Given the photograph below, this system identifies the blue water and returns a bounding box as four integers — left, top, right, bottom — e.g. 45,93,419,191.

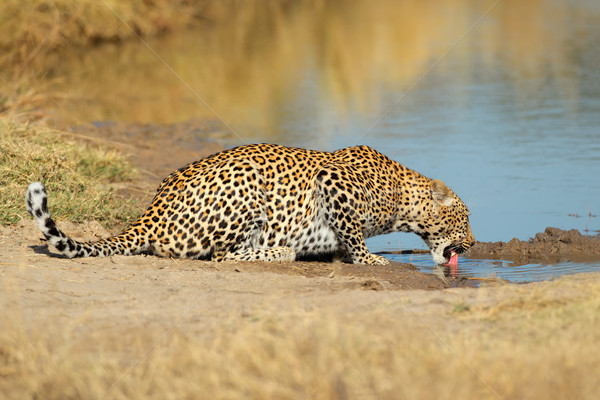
225,0,600,280
46,0,600,281
383,253,598,283
231,1,600,275
242,17,600,247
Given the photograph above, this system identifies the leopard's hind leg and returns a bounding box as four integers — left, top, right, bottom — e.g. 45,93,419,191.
222,247,296,262
198,160,296,262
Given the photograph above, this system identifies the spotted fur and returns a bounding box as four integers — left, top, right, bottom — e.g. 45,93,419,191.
26,144,474,265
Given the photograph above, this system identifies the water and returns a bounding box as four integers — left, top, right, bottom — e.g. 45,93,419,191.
383,253,598,283
40,0,600,282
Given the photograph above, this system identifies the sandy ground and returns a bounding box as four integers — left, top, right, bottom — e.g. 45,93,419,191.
0,219,471,345
4,218,600,399
3,120,599,348
2,122,600,400
2,219,600,346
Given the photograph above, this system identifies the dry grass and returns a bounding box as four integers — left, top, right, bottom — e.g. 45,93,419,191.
0,119,140,226
0,0,210,69
0,0,213,120
1,273,599,399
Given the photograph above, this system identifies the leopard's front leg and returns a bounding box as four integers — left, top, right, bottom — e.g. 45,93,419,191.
315,164,390,266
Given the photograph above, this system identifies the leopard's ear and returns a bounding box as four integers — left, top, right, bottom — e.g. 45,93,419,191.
430,179,454,207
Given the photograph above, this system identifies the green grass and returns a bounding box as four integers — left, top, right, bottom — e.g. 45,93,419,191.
0,1,240,227
0,119,140,227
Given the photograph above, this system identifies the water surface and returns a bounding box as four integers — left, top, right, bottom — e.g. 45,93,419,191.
385,253,598,283
40,0,600,281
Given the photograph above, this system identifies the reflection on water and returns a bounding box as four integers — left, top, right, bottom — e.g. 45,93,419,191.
386,252,599,284
36,0,600,281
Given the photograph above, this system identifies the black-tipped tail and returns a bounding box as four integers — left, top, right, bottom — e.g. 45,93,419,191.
26,182,84,258
26,182,142,258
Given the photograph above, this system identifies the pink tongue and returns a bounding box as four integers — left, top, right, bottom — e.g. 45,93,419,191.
446,252,459,266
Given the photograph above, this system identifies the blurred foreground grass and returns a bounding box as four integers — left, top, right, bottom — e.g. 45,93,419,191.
1,272,599,399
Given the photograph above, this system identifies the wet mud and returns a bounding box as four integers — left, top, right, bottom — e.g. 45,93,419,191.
468,227,600,264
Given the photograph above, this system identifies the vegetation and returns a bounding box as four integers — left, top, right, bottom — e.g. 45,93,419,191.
0,0,211,67
1,272,599,399
0,0,221,227
0,120,139,227
0,1,291,229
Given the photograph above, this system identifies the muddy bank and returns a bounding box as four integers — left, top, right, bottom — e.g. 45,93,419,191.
1,220,476,292
468,227,600,264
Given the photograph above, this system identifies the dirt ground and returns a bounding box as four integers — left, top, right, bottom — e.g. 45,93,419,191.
3,217,600,399
3,213,600,374
2,119,599,342
0,219,475,360
3,122,600,399
1,218,598,334
6,120,599,296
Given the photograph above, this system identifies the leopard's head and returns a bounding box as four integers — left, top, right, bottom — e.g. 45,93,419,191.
420,179,474,265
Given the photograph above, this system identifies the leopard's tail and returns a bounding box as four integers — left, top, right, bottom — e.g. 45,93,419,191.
26,182,145,258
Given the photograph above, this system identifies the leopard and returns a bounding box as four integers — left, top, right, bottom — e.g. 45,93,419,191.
26,143,474,265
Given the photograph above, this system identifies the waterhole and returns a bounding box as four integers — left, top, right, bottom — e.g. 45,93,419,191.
384,253,598,284
37,0,599,282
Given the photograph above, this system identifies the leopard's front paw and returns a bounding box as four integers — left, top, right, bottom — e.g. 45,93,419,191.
361,253,390,265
